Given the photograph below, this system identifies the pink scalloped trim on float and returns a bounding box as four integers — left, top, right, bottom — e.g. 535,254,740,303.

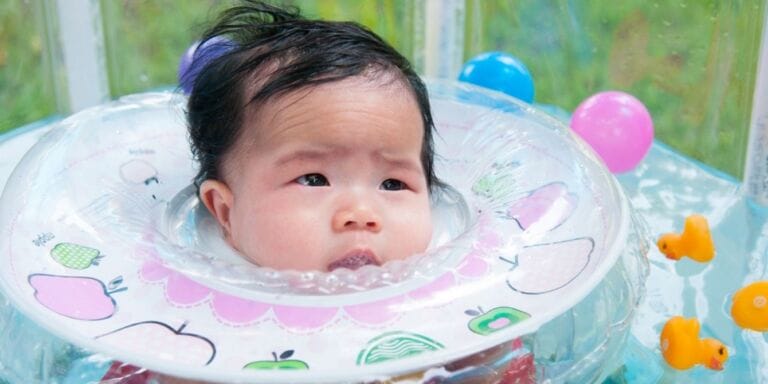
456,250,491,278
408,273,457,302
342,295,407,325
140,258,210,307
272,304,339,330
139,260,469,331
135,213,507,331
209,293,270,325
456,215,503,278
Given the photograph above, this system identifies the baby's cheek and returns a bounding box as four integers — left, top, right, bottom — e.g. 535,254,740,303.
390,199,432,257
412,210,433,250
245,197,327,269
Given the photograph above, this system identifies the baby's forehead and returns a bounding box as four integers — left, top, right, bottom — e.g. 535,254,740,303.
227,76,423,158
242,73,418,127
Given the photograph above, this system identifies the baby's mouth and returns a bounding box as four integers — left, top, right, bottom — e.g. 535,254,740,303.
327,250,380,272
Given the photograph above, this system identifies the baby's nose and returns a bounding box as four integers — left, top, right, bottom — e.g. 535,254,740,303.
332,206,381,233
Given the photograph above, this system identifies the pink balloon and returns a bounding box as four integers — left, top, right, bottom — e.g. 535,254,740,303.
570,91,654,173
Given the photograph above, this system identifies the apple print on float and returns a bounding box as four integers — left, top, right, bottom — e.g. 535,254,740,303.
29,274,126,320
119,158,169,203
97,320,216,366
501,237,593,295
466,306,530,336
119,159,158,185
243,350,309,370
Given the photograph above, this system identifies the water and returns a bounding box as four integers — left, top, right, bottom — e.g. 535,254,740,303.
613,142,768,383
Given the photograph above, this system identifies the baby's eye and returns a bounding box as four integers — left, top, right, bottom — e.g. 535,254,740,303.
296,173,329,187
380,179,407,191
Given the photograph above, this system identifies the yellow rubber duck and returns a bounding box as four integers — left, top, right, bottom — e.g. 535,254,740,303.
660,316,728,370
657,214,715,262
731,281,768,332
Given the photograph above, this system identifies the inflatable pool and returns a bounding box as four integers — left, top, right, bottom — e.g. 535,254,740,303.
612,143,768,384
0,81,647,383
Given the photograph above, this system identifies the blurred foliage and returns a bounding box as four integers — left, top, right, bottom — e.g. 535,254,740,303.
99,0,230,96
0,1,57,135
466,1,764,177
0,0,764,177
99,0,415,96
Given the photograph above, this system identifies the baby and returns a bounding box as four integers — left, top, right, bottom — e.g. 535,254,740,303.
99,4,528,384
186,0,437,272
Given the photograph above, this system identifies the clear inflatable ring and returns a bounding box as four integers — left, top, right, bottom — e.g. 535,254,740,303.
0,80,646,382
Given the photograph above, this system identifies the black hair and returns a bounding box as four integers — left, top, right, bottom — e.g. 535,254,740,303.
186,0,438,191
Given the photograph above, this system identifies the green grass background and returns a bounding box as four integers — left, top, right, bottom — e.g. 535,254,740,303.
0,0,764,177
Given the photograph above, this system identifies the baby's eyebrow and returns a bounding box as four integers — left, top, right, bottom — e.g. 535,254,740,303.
274,148,423,174
375,153,423,174
274,149,331,166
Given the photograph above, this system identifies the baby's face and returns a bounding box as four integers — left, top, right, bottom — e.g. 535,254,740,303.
200,77,432,271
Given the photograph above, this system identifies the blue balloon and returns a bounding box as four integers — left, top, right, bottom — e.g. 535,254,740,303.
458,52,535,103
178,36,234,94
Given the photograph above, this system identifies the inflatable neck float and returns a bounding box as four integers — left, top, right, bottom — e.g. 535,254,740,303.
0,81,648,383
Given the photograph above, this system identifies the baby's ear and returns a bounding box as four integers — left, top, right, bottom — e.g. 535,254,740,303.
199,180,234,237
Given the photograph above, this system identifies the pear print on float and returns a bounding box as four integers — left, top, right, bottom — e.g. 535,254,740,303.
50,242,104,270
